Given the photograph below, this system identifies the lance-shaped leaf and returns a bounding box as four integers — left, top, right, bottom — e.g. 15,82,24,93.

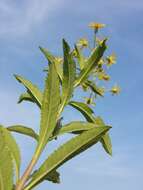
74,39,107,87
69,101,96,122
94,117,112,155
39,47,63,82
31,170,60,184
37,62,60,153
50,121,99,140
0,133,13,190
74,45,85,69
0,126,20,181
69,102,112,155
25,126,110,190
18,91,42,108
54,62,63,83
7,125,39,141
45,170,60,184
59,39,76,114
84,80,104,96
14,75,42,108
18,92,35,104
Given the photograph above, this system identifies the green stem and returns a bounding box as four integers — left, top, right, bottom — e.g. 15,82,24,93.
15,147,41,190
93,29,97,48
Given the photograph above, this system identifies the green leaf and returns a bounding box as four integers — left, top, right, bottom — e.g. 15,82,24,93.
100,133,112,155
69,101,96,122
84,80,104,96
59,39,76,114
39,47,55,64
94,117,112,155
74,45,85,69
18,91,42,108
69,102,112,155
54,61,63,83
7,125,39,141
30,170,60,184
74,39,107,86
14,75,42,108
39,47,63,82
50,121,99,140
37,62,60,153
25,126,110,190
42,170,60,184
0,126,21,180
0,133,13,190
18,92,35,103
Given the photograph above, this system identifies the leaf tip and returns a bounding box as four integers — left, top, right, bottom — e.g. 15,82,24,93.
14,74,21,83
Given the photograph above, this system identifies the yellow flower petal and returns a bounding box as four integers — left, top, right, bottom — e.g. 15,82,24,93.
110,85,120,95
89,22,105,30
106,53,116,66
97,70,110,81
77,38,88,47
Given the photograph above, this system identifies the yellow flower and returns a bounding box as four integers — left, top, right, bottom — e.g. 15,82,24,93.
98,72,110,81
77,38,88,47
98,87,105,96
89,22,105,30
110,85,121,95
102,74,110,81
106,53,116,66
96,37,105,45
98,59,104,66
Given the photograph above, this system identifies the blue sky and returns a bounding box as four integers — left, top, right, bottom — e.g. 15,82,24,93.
0,0,143,189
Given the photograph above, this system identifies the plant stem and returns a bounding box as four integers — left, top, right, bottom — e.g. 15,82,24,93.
93,29,97,48
15,149,40,190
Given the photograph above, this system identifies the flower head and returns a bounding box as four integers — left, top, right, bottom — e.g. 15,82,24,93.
98,87,105,96
110,85,121,95
106,53,116,66
96,37,105,45
98,59,104,66
89,22,105,30
98,71,110,81
77,38,88,48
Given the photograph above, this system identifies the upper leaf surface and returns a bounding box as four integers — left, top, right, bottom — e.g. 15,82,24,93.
39,47,63,82
0,126,21,180
59,39,76,114
37,62,60,152
0,138,13,190
7,125,39,141
69,101,95,122
51,121,98,140
14,75,42,108
74,45,85,69
69,102,112,155
94,117,112,155
25,126,110,189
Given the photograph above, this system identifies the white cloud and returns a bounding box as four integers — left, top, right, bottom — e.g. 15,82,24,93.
0,0,65,37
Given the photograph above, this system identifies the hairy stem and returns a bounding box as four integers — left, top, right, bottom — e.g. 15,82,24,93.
15,148,40,190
